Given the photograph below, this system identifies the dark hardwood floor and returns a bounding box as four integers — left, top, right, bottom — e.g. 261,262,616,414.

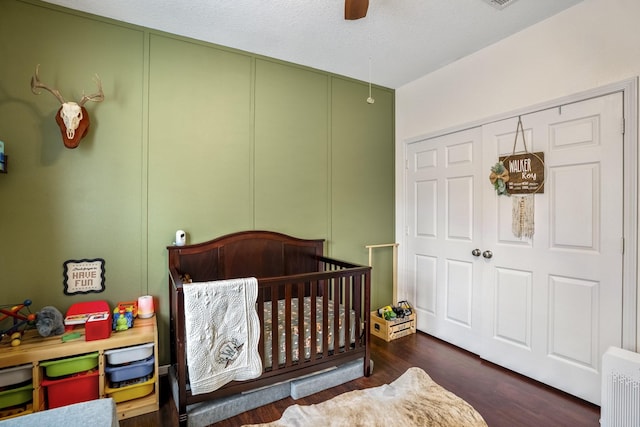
121,332,600,426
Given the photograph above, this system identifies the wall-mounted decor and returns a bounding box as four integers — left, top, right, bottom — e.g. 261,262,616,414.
30,64,104,149
489,161,509,196
489,116,545,239
0,140,5,173
499,151,545,194
63,258,106,295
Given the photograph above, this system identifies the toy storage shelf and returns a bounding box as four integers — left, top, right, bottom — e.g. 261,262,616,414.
0,316,158,421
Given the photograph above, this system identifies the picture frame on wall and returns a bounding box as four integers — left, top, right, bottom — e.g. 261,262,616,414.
63,258,106,295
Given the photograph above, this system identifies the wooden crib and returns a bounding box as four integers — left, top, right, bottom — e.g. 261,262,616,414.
167,230,372,425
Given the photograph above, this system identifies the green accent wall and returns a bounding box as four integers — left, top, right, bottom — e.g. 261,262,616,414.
254,60,329,236
0,0,395,364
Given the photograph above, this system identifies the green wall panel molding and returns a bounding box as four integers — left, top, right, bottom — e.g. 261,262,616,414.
331,78,396,309
254,59,329,238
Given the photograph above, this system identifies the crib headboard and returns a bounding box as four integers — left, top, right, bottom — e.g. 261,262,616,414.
167,230,324,282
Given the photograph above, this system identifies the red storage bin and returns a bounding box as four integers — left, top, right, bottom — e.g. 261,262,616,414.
40,370,99,409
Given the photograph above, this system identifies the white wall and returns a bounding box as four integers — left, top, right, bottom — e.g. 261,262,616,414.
397,0,640,138
395,0,640,347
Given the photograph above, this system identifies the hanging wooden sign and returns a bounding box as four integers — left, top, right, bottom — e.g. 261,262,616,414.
499,152,545,194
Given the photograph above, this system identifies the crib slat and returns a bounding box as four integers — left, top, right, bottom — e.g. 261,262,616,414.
353,273,362,345
322,281,329,358
332,277,340,356
296,282,305,363
310,278,318,362
284,283,293,368
344,276,351,353
270,287,279,372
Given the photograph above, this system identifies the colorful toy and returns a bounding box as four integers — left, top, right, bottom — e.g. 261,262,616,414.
116,300,138,317
377,305,397,321
0,300,37,344
112,307,134,331
10,332,22,347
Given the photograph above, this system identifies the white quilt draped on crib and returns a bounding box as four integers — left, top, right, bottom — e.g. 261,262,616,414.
183,277,262,395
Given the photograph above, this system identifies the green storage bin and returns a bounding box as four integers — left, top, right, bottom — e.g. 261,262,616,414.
0,383,32,410
40,352,99,377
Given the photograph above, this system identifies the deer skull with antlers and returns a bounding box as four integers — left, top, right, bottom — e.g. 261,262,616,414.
31,64,104,149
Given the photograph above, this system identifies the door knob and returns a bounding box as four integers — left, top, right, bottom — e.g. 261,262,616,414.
472,248,481,257
482,250,493,259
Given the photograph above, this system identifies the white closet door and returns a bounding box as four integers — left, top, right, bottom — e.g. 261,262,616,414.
404,91,624,405
480,92,624,404
406,127,484,354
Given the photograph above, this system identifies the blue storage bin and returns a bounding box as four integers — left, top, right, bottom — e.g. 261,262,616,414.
104,355,154,383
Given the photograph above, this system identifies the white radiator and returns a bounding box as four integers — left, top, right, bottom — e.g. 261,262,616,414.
601,346,640,427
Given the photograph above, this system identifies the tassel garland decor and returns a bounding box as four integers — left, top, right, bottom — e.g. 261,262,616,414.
512,194,534,239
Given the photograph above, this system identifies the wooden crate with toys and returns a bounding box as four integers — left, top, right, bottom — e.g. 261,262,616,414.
365,243,416,341
370,302,416,342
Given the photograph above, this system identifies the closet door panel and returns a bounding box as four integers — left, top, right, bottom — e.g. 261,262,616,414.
406,127,484,354
480,93,623,405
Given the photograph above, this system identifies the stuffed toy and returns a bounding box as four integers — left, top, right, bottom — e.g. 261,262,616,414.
36,306,65,337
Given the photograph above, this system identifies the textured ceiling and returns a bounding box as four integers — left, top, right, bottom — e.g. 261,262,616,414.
42,0,582,89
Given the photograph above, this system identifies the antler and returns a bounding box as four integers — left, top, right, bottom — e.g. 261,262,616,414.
30,64,66,104
78,74,104,107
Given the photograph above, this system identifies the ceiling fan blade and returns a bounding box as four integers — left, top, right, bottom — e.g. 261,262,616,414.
345,0,369,20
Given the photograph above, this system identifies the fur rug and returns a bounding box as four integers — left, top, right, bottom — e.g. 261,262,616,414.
242,367,487,427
